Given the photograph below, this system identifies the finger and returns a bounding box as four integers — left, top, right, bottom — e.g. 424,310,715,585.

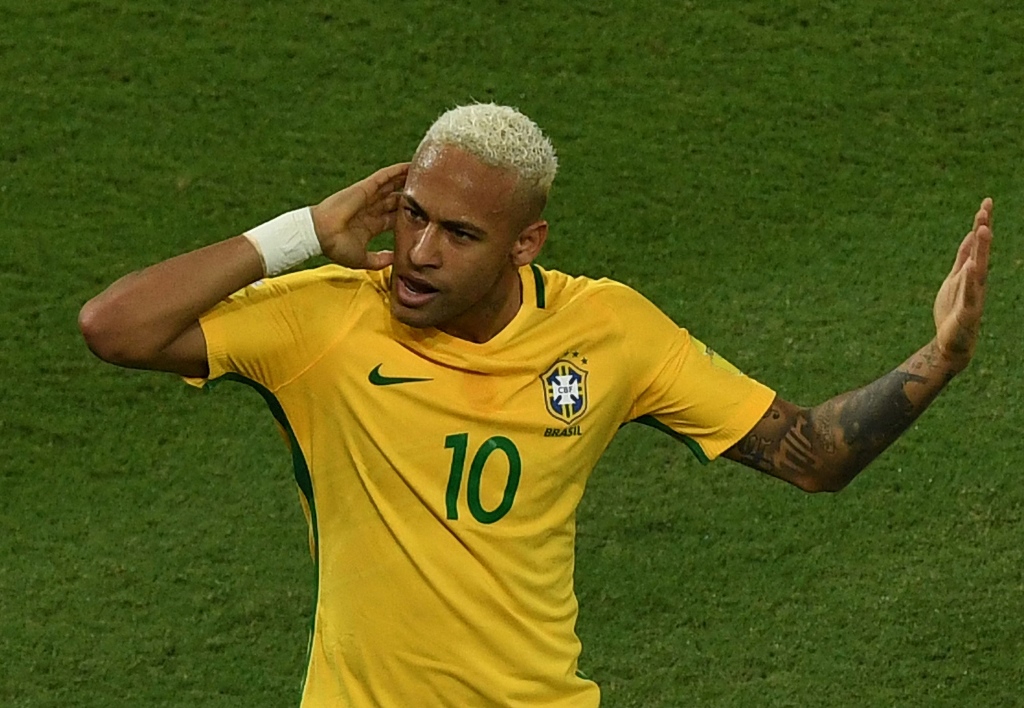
352,164,408,207
973,207,988,233
381,161,411,179
381,171,409,200
365,192,402,218
368,177,408,213
962,258,983,309
370,163,410,195
962,230,992,309
364,249,394,270
369,162,410,183
973,223,992,286
380,208,399,233
967,198,994,263
381,191,401,213
950,231,973,276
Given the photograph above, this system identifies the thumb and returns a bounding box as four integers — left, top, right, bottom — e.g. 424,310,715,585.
364,250,394,270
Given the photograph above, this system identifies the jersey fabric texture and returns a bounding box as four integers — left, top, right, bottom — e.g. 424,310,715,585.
187,263,776,707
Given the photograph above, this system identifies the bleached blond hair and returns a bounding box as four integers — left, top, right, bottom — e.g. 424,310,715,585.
416,103,558,195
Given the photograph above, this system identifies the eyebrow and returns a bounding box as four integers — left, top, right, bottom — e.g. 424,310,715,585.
402,194,488,238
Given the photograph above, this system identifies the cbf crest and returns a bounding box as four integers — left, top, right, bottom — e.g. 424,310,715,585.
541,357,589,425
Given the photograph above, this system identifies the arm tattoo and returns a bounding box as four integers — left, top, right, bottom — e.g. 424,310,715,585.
734,406,780,471
837,369,927,471
779,413,817,476
726,340,956,491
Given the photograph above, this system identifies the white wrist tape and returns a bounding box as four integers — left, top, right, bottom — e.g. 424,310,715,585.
243,207,321,276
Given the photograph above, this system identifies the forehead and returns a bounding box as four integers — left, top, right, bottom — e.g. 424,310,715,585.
405,145,520,224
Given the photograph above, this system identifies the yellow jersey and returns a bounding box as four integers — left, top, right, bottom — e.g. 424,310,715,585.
189,263,775,707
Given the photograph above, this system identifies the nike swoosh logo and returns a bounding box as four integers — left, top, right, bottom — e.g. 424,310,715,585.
368,364,433,386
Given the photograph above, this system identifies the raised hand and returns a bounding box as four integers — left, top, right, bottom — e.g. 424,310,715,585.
311,163,410,270
933,197,993,372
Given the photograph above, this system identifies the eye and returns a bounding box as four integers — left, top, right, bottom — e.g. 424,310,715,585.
403,206,425,223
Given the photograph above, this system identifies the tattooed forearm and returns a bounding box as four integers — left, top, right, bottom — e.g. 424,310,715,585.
811,399,838,455
733,405,782,471
836,369,927,471
779,413,818,476
724,339,960,492
735,433,773,471
728,402,823,481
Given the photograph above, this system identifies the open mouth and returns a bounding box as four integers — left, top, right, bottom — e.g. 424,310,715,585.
396,275,440,307
401,276,438,295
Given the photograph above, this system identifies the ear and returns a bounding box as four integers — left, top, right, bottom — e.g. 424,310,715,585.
510,221,548,267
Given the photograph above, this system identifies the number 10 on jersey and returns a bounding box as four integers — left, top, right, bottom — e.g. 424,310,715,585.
444,433,522,524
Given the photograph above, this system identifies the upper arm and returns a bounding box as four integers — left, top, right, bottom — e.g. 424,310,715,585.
614,286,777,462
147,321,210,378
722,396,840,493
79,294,210,378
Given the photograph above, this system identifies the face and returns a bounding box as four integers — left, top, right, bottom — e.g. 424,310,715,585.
390,145,547,342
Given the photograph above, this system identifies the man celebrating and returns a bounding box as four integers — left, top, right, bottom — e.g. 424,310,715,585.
79,103,992,707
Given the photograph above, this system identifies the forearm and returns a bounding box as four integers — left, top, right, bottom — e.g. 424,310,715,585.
79,235,263,365
804,338,958,488
728,339,961,492
727,199,990,492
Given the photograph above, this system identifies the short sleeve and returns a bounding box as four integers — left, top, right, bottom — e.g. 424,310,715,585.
184,266,367,392
617,286,775,463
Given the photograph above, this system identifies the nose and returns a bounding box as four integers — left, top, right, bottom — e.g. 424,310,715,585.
408,222,443,268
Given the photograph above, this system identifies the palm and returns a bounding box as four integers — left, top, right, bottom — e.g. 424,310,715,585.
311,163,409,270
932,198,992,371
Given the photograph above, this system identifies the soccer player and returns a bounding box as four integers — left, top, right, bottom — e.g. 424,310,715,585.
79,104,992,707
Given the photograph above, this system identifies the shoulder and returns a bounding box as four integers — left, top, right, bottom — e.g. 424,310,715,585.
533,264,647,307
221,264,386,309
534,264,673,326
256,263,383,295
198,266,389,387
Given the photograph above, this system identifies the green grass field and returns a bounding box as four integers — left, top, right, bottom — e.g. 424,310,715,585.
2,1,1022,705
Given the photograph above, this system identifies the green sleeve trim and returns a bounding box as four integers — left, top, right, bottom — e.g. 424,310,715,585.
632,415,711,465
205,373,320,702
530,263,546,309
215,374,316,504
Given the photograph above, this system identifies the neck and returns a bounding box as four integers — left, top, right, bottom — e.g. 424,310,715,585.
440,269,524,343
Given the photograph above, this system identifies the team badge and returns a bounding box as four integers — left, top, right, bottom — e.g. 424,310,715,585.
541,358,589,424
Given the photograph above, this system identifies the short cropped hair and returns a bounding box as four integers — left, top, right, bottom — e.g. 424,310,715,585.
417,103,558,195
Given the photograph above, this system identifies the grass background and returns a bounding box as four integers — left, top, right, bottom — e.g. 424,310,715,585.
2,0,1022,705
